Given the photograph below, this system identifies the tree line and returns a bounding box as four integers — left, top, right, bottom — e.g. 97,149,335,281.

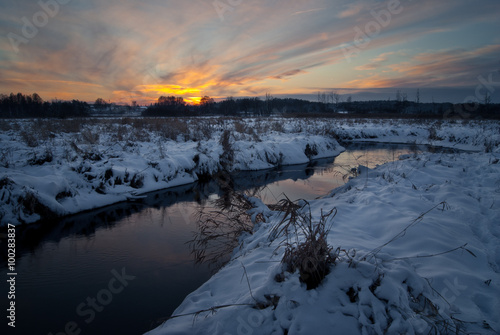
1,92,498,119
144,94,499,119
143,94,330,117
0,93,90,118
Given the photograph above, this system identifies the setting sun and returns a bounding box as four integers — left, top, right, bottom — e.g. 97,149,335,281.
186,97,202,105
140,84,201,96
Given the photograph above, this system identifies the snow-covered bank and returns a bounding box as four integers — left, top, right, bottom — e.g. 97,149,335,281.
147,148,500,334
329,118,500,152
1,118,498,226
0,118,343,225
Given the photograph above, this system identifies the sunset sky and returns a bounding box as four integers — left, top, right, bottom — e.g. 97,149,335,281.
1,0,499,104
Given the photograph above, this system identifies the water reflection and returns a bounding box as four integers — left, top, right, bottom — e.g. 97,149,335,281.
190,188,256,270
234,142,428,203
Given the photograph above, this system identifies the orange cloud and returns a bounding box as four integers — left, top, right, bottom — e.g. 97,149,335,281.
1,0,499,103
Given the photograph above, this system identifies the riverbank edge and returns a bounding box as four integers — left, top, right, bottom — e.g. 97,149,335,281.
0,133,343,226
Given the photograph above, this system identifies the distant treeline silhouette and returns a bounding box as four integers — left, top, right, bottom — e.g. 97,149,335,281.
0,93,90,118
1,92,498,119
144,95,499,119
143,95,333,117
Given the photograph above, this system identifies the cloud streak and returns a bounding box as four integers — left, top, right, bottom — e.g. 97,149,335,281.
347,45,500,89
0,0,499,103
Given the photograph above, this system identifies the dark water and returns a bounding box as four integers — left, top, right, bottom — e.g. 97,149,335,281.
0,143,432,335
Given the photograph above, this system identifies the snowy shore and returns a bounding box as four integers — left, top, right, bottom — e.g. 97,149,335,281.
1,118,498,226
1,118,346,225
147,146,500,335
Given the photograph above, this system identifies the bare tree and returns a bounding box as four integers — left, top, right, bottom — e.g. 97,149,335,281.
200,96,215,113
395,90,402,102
32,93,43,104
94,98,108,111
265,92,273,115
333,91,341,105
484,92,491,105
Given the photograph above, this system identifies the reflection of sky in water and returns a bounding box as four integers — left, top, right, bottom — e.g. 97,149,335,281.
8,201,210,335
256,145,420,203
88,204,199,264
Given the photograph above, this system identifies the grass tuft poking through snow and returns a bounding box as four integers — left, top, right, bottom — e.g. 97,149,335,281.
271,197,338,290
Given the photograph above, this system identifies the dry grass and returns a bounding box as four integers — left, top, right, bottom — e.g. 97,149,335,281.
271,196,338,289
19,129,39,147
233,120,246,134
81,127,100,145
16,188,57,223
0,119,12,131
0,147,13,168
189,173,260,269
219,129,234,170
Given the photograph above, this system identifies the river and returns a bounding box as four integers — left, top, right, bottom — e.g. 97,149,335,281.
1,143,439,335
